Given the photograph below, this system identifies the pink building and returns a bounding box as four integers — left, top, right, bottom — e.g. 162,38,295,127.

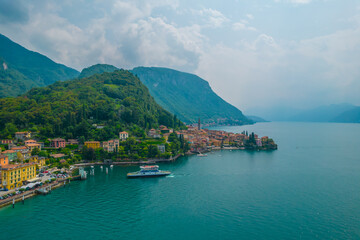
50,138,66,148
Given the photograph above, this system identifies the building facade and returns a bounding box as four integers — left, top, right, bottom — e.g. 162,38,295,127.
29,156,46,168
11,146,31,159
50,138,66,148
119,131,129,140
15,132,31,141
25,140,42,152
84,141,100,149
0,154,8,166
0,163,37,190
102,139,119,152
1,150,17,161
0,139,14,144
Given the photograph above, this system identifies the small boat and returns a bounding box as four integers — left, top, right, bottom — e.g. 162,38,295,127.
197,153,207,157
110,165,113,168
127,165,171,178
91,166,94,168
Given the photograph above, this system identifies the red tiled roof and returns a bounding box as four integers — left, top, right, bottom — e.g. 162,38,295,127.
1,163,36,170
11,146,27,150
2,150,15,153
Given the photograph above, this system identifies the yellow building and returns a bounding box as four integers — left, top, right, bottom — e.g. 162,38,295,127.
0,163,37,190
84,141,101,149
29,156,46,168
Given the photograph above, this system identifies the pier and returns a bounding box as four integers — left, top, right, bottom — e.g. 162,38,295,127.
0,179,72,209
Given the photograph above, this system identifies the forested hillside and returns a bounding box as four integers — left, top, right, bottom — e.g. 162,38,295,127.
0,70,183,140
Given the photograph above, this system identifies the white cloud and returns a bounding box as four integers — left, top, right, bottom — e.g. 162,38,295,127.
246,14,254,20
192,8,229,28
232,20,257,31
196,26,360,110
0,0,202,70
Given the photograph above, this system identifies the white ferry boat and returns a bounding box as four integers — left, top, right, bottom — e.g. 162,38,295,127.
127,165,171,178
197,153,207,157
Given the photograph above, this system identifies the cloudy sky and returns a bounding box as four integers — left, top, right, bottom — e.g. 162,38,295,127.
0,0,359,112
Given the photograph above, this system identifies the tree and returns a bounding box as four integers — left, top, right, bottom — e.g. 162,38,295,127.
16,152,24,163
31,148,40,156
148,145,159,158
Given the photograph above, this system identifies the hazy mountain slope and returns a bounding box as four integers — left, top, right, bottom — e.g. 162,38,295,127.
131,67,251,125
78,64,119,79
332,106,360,123
246,115,268,123
243,106,303,121
0,34,79,97
288,103,356,122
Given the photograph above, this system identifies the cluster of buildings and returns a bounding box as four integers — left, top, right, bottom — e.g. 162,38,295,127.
0,132,50,190
175,124,276,152
83,131,129,151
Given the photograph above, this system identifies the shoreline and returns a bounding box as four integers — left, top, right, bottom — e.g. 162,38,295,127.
0,180,70,209
0,147,275,209
74,146,276,167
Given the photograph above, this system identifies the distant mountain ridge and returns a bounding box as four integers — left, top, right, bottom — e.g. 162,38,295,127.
0,34,79,97
287,103,356,122
332,106,360,123
246,115,268,123
131,67,251,125
247,103,360,123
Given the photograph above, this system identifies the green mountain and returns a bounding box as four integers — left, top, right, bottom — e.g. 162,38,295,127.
78,64,119,79
131,67,251,125
332,106,360,123
0,34,79,97
0,70,183,140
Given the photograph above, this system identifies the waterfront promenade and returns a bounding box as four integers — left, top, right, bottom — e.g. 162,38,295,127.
0,179,69,209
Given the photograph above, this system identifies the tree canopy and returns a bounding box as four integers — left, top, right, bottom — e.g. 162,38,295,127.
0,70,184,141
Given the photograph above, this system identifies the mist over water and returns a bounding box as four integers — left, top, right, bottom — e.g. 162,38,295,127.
1,122,360,239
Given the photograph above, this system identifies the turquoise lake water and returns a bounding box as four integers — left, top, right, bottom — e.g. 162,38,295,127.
1,122,360,239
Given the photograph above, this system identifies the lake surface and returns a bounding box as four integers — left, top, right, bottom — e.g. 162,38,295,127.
1,122,360,239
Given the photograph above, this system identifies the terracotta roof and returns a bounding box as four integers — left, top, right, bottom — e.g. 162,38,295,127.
11,146,27,150
26,143,40,147
1,163,35,170
2,150,15,153
50,153,66,158
51,138,65,141
119,131,128,134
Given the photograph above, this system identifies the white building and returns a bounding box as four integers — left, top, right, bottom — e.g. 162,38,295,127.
119,131,129,140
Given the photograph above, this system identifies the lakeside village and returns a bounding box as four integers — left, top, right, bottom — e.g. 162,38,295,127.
0,121,277,206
